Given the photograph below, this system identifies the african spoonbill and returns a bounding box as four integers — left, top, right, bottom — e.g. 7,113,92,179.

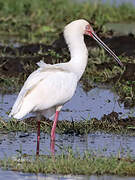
9,19,123,155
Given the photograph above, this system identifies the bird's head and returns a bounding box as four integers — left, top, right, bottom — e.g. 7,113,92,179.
64,19,93,36
64,19,123,67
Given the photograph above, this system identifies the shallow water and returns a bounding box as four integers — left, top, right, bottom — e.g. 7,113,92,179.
104,23,135,35
0,84,135,178
0,131,135,158
75,0,135,6
0,84,134,157
0,84,134,121
99,0,135,6
0,169,135,180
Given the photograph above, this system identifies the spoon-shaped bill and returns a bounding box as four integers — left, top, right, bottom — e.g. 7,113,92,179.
92,32,123,67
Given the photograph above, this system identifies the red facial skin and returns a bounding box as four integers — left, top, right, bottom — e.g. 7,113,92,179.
85,24,94,38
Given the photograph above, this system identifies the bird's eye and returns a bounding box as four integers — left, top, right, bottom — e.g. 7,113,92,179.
85,24,90,30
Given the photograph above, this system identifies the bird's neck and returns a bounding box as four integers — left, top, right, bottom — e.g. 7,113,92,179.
66,35,88,80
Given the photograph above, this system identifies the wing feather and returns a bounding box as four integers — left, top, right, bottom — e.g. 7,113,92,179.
9,61,51,116
9,61,77,119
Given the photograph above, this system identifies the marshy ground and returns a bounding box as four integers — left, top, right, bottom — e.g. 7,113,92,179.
0,0,135,178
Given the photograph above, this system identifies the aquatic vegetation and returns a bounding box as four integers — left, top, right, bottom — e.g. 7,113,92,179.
1,149,135,176
0,76,23,93
0,112,135,135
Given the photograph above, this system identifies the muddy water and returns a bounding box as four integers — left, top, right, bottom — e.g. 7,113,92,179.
0,84,134,121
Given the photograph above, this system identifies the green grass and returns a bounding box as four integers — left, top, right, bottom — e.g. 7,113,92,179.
0,76,24,93
82,48,135,105
0,114,135,135
0,0,135,43
0,114,135,176
1,150,135,176
82,48,123,83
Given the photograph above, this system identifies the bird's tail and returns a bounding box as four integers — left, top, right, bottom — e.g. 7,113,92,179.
9,100,34,119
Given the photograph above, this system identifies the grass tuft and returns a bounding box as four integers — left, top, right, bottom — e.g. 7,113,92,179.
1,150,135,176
0,112,135,135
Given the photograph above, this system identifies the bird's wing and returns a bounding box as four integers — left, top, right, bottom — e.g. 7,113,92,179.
9,61,53,116
9,61,77,118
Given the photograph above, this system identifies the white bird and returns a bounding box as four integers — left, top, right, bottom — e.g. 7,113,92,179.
9,19,123,155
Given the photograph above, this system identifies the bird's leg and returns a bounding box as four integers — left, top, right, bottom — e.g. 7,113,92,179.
50,110,59,155
36,113,41,156
51,111,59,141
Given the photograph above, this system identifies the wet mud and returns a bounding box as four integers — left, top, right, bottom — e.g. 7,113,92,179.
23,111,135,135
101,111,135,128
0,33,135,79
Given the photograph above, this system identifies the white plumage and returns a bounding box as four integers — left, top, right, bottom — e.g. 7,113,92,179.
9,19,89,120
9,61,79,119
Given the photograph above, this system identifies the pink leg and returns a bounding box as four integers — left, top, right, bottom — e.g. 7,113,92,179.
36,119,40,156
50,111,59,154
50,139,55,155
51,111,59,141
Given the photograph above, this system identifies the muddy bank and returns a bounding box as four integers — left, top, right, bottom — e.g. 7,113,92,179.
0,33,135,77
1,111,134,135
28,111,135,134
